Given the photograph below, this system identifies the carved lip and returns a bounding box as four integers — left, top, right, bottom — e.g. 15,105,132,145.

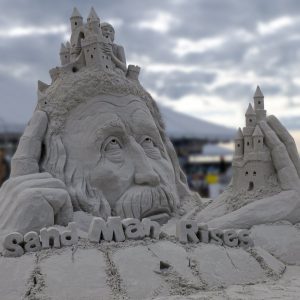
141,208,171,219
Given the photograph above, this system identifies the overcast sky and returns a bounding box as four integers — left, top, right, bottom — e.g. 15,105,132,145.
1,0,300,132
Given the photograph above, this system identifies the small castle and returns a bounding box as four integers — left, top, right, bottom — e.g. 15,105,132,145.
47,7,140,86
232,86,276,193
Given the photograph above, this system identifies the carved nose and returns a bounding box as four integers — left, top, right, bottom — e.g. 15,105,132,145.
134,172,160,187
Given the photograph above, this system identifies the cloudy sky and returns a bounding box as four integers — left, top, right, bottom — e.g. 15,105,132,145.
1,0,300,136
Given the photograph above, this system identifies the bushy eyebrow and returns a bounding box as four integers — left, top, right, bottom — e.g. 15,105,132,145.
94,119,129,144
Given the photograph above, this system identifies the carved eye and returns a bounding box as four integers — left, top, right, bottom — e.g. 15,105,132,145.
104,138,121,151
141,136,161,160
141,137,154,148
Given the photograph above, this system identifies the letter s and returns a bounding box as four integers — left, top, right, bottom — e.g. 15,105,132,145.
238,229,253,248
209,229,223,246
3,232,24,257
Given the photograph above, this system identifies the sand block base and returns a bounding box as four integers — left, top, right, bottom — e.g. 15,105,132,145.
41,248,111,300
149,241,199,285
191,244,265,288
113,245,170,299
0,254,34,300
251,224,300,265
249,246,286,276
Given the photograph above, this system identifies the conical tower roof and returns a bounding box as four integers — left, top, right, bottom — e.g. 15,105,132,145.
234,128,243,140
70,7,83,19
245,103,255,115
254,86,264,98
59,43,68,54
87,7,100,22
253,125,263,137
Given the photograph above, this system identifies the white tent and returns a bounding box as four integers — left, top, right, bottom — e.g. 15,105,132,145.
0,106,235,143
158,105,235,142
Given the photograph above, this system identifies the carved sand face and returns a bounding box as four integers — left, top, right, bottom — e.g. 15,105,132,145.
101,25,115,42
63,94,178,218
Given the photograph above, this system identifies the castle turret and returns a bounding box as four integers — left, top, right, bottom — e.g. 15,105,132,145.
243,104,256,153
253,125,264,152
59,43,70,65
126,65,140,81
234,128,244,157
87,7,100,34
253,86,266,121
245,103,256,127
70,7,83,32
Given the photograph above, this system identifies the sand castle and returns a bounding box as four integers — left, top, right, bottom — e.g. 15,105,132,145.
45,7,139,86
232,87,276,194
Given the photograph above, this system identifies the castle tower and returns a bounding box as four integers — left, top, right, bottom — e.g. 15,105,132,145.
253,125,264,152
243,104,256,153
59,43,70,65
253,86,266,121
234,128,244,157
87,7,100,34
81,34,101,67
70,7,83,32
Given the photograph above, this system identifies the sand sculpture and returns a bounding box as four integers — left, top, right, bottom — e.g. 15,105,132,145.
0,6,299,236
0,7,196,236
2,7,300,300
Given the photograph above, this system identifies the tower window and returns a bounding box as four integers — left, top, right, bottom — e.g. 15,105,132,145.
72,67,78,73
237,144,240,147
75,22,77,26
245,171,248,175
249,119,252,122
94,48,96,50
91,54,93,59
247,142,250,146
258,140,261,143
87,49,89,52
65,55,67,58
253,171,256,176
106,65,109,69
258,101,261,104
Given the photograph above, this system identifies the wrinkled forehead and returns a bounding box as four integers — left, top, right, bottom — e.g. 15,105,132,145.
64,94,157,134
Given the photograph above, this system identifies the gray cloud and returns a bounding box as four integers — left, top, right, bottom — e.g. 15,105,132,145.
0,0,299,129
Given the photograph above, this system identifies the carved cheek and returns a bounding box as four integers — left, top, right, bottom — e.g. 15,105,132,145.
152,158,175,185
90,160,135,204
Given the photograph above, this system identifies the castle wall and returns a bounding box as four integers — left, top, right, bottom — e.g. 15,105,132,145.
233,160,275,193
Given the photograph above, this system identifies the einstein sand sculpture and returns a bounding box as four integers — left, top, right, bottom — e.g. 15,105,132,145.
1,7,300,300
